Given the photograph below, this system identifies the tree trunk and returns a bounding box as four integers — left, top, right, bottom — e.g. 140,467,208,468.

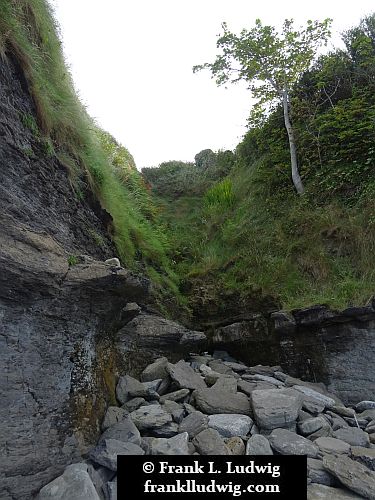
282,89,304,194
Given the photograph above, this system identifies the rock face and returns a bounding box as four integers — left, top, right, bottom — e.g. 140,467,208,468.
0,53,206,500
211,305,375,405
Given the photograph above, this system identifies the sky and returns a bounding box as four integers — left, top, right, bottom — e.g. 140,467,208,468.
50,0,374,170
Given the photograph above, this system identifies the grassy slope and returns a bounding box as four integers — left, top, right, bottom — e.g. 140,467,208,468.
0,0,182,312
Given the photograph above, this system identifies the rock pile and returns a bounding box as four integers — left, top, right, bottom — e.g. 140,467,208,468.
38,352,375,500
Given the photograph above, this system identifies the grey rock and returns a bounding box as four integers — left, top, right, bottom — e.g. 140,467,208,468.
143,379,162,392
99,418,142,446
38,464,101,500
159,389,190,403
141,357,169,382
130,405,172,431
89,439,144,470
268,428,319,458
179,412,208,438
351,447,375,471
323,454,375,499
303,400,325,416
123,398,146,412
330,406,356,418
194,387,251,416
101,407,128,431
315,437,351,455
166,360,206,390
225,437,245,455
105,478,117,500
172,409,185,424
307,484,363,499
156,377,171,396
251,389,302,430
242,374,285,387
212,376,238,392
193,429,231,455
246,435,273,455
105,258,121,267
292,385,336,408
208,360,234,375
307,458,336,486
271,310,297,334
208,414,253,438
149,433,189,455
298,417,325,436
238,380,259,396
116,375,148,404
333,427,370,448
161,400,182,414
223,362,248,372
149,422,180,438
356,401,375,412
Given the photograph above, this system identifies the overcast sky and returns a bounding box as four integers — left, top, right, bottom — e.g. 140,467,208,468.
50,0,374,169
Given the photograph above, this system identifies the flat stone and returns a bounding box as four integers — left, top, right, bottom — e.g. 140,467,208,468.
315,437,351,455
333,427,370,448
150,421,179,438
251,389,302,430
292,385,336,408
223,361,248,372
193,429,231,455
323,454,375,499
179,411,208,438
166,360,206,390
150,432,190,455
307,484,363,499
130,404,172,431
246,435,273,455
356,401,375,412
208,360,234,375
89,439,144,470
116,375,148,404
307,458,336,486
238,380,259,396
159,389,190,403
38,463,101,500
212,376,238,392
298,417,325,436
99,417,141,446
194,388,251,416
330,406,356,418
303,400,325,416
141,357,169,382
351,446,375,471
208,414,253,437
242,374,285,387
143,379,162,392
248,365,282,376
226,437,245,455
123,398,146,412
161,400,182,413
101,406,128,431
268,428,319,458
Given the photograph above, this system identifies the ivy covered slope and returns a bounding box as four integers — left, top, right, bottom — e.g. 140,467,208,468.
143,15,375,314
0,0,180,309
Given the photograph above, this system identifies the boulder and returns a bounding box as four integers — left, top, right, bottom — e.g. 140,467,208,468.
351,446,375,471
116,375,148,404
242,374,285,387
130,405,172,431
268,429,319,458
123,398,147,412
212,376,238,393
89,439,144,470
99,418,141,446
323,454,375,499
292,385,336,408
246,435,273,455
208,414,253,438
333,427,370,448
251,389,302,430
226,437,245,455
159,389,190,403
193,429,231,455
315,437,351,456
149,433,190,455
149,422,180,438
179,412,208,438
140,357,169,382
37,464,101,500
194,388,251,416
307,458,336,487
307,484,363,499
101,406,128,431
298,417,325,436
166,360,206,390
356,401,375,412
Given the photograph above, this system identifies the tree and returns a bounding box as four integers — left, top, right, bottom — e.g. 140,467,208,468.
193,18,332,194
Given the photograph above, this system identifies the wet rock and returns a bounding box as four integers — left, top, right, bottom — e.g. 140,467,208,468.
323,454,375,499
37,463,101,500
208,414,253,438
194,388,251,416
193,429,231,455
268,429,319,458
246,435,273,455
251,389,302,430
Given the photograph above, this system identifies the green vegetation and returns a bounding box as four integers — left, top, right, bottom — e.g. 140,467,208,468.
67,255,78,267
0,0,182,312
147,14,375,312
